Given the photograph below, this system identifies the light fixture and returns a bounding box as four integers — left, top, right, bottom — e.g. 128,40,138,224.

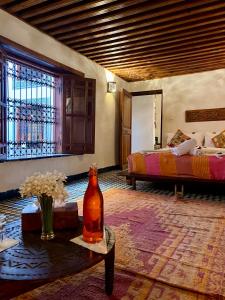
107,81,116,93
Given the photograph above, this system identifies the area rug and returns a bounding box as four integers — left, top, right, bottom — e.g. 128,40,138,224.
14,189,225,300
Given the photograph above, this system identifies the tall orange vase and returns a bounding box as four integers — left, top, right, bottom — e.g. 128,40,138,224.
83,165,104,243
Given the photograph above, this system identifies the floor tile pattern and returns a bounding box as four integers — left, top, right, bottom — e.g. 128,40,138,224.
1,170,225,223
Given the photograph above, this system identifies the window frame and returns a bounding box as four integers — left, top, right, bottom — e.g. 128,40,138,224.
6,57,60,159
0,38,96,160
0,47,7,161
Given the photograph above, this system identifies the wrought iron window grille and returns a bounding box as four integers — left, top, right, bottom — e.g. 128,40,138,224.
6,59,58,159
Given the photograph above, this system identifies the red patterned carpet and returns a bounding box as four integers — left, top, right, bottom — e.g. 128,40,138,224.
15,189,225,299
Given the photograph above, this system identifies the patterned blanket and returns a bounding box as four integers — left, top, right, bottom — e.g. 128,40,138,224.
16,189,225,299
128,152,225,180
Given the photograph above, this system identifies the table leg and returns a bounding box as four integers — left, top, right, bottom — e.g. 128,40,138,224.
104,244,115,295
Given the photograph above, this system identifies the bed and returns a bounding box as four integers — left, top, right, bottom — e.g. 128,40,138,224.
127,147,225,194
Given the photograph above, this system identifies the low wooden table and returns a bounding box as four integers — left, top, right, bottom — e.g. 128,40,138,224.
0,220,115,300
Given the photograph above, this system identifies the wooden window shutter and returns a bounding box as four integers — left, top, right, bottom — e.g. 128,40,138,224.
62,76,96,155
85,78,96,154
0,48,6,160
63,75,86,154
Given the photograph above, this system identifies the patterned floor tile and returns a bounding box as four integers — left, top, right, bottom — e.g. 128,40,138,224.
1,170,225,223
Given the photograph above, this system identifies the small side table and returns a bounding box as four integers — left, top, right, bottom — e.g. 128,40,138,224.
0,220,115,300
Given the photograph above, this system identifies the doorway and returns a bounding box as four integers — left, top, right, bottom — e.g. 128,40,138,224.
132,90,163,152
119,89,163,170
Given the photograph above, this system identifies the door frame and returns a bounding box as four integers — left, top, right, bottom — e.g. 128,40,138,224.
131,89,163,148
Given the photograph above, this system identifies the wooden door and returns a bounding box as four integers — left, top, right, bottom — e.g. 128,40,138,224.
119,89,132,170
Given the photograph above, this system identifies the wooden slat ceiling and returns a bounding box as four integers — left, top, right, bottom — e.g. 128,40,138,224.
1,0,225,81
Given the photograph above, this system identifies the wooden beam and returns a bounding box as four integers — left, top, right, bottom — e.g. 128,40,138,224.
92,39,225,64
53,0,220,39
82,31,225,60
65,9,225,47
113,63,225,81
103,44,225,67
2,0,225,81
20,0,82,18
107,53,225,72
78,26,225,56
0,0,14,5
132,90,163,96
6,0,47,13
110,59,225,77
107,50,225,70
32,0,147,26
39,0,182,30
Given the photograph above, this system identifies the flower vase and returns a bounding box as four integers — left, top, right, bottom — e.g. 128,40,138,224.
38,194,55,240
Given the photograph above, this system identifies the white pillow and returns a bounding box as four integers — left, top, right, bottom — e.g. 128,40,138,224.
185,132,204,146
171,138,197,156
166,132,174,145
204,132,218,147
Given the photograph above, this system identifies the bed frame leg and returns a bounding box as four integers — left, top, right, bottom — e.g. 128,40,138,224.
175,184,184,198
126,176,132,185
131,177,136,190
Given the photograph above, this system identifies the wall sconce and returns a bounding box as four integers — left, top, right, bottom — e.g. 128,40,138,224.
107,81,116,93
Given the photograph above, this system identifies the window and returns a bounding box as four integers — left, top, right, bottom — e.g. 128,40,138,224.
0,49,6,160
6,60,57,158
0,44,96,160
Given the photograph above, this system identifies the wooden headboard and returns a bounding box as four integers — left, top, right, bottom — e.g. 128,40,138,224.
185,108,225,122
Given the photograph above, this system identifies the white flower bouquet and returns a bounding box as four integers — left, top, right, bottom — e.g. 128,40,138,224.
20,170,68,206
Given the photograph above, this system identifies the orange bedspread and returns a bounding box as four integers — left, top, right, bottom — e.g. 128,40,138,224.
128,152,225,180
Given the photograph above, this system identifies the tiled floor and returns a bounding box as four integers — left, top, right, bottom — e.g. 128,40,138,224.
1,170,225,222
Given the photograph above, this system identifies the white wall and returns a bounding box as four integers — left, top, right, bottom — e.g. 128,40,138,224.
132,96,154,152
130,69,225,146
0,9,129,192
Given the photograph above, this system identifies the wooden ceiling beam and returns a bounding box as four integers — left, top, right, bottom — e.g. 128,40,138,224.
111,68,218,81
33,0,151,28
98,45,225,67
108,56,225,73
75,21,225,53
0,0,14,5
19,0,82,18
39,0,182,30
136,61,225,75
2,0,225,81
54,0,221,40
6,0,47,13
107,58,225,72
68,19,225,51
107,49,225,70
89,39,225,63
31,0,121,25
81,29,225,56
81,30,225,59
66,9,225,47
115,63,225,81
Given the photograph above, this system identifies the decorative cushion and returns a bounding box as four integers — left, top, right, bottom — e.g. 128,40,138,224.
212,130,225,148
168,129,190,147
